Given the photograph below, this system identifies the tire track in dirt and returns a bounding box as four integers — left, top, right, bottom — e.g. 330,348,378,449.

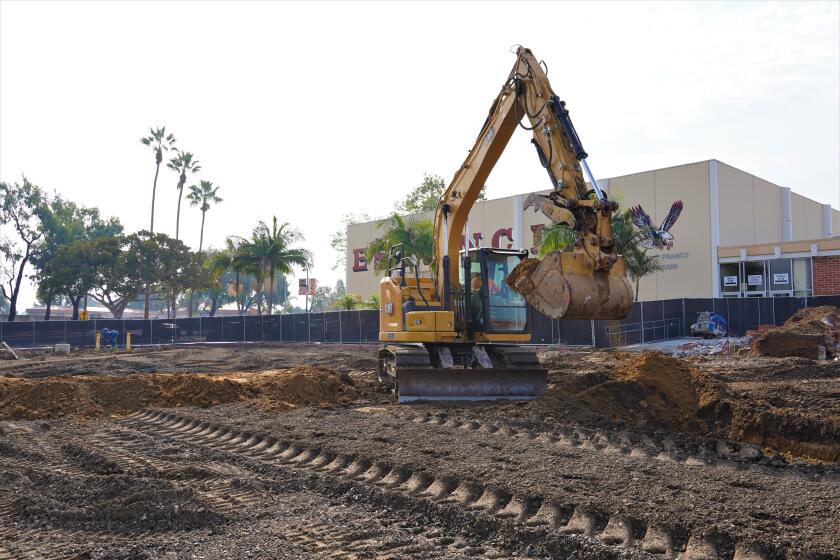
91,418,548,559
126,409,776,560
0,501,125,560
385,409,830,474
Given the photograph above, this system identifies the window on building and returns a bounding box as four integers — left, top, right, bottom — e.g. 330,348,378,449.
720,263,740,297
768,258,793,297
792,258,812,297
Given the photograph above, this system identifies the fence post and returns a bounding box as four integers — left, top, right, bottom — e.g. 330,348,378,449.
339,310,342,343
640,304,645,343
32,321,35,349
242,314,245,343
590,320,595,347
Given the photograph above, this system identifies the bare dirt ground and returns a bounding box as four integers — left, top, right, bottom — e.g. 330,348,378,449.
0,343,837,559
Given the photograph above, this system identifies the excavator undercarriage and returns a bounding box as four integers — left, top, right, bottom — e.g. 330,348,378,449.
378,344,546,402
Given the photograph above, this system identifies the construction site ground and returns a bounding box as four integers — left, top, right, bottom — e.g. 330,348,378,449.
0,343,837,560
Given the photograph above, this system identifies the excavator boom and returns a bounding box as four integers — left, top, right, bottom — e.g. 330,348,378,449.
434,47,633,320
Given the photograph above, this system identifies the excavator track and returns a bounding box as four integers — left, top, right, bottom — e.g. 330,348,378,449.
379,344,547,403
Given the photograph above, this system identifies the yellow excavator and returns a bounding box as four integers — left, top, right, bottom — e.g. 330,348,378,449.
378,46,633,402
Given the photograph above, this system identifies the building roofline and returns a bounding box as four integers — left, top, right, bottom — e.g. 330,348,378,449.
348,158,835,228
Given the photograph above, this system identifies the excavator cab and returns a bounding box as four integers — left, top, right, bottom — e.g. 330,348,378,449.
459,248,529,336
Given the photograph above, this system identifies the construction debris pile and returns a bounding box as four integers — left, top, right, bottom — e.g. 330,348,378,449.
672,336,748,357
752,305,839,360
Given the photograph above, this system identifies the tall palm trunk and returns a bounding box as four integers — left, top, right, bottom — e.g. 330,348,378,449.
199,210,206,252
145,149,162,320
150,151,161,232
187,210,207,318
268,270,275,315
175,187,184,239
235,269,241,313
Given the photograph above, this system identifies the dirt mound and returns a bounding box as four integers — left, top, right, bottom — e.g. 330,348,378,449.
0,366,357,420
752,306,839,359
577,352,721,429
529,350,840,461
247,366,358,411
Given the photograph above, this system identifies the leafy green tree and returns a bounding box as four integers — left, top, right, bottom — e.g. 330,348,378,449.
329,212,372,271
334,293,362,310
0,178,45,321
246,217,312,315
39,239,102,319
366,213,434,272
167,150,201,240
88,235,143,319
31,194,122,319
396,173,486,214
362,294,380,310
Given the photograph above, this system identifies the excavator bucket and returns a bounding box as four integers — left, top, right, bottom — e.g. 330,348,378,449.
380,345,547,402
506,251,634,320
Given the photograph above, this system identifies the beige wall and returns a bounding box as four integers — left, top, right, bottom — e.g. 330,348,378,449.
608,161,712,300
716,162,784,245
345,159,835,301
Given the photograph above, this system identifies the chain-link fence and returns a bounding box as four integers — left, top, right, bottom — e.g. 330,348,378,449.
2,295,839,349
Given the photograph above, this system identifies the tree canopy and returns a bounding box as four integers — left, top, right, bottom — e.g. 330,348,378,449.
395,173,486,214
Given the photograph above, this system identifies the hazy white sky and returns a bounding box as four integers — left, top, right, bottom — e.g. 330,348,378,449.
2,0,838,309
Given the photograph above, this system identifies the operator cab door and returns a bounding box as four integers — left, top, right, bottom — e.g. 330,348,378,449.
459,248,529,334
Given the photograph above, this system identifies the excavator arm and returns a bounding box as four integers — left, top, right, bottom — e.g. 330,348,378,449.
433,46,633,320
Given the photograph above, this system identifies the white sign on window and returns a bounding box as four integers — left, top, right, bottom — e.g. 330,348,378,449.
747,274,763,286
773,273,789,284
723,275,738,287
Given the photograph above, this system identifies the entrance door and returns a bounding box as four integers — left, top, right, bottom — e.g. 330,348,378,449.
742,261,766,297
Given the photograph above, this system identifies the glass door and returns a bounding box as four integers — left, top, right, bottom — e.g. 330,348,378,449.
742,261,766,297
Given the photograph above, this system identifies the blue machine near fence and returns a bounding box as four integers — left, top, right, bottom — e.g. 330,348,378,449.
101,328,120,347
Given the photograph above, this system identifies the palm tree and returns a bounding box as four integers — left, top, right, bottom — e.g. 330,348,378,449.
366,213,434,271
213,236,249,313
334,294,362,310
167,150,201,240
140,127,176,233
249,217,312,315
187,180,223,253
140,126,176,319
538,210,662,300
612,210,662,299
536,223,578,257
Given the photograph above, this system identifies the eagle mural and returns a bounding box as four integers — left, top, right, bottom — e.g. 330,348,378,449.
630,201,683,250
